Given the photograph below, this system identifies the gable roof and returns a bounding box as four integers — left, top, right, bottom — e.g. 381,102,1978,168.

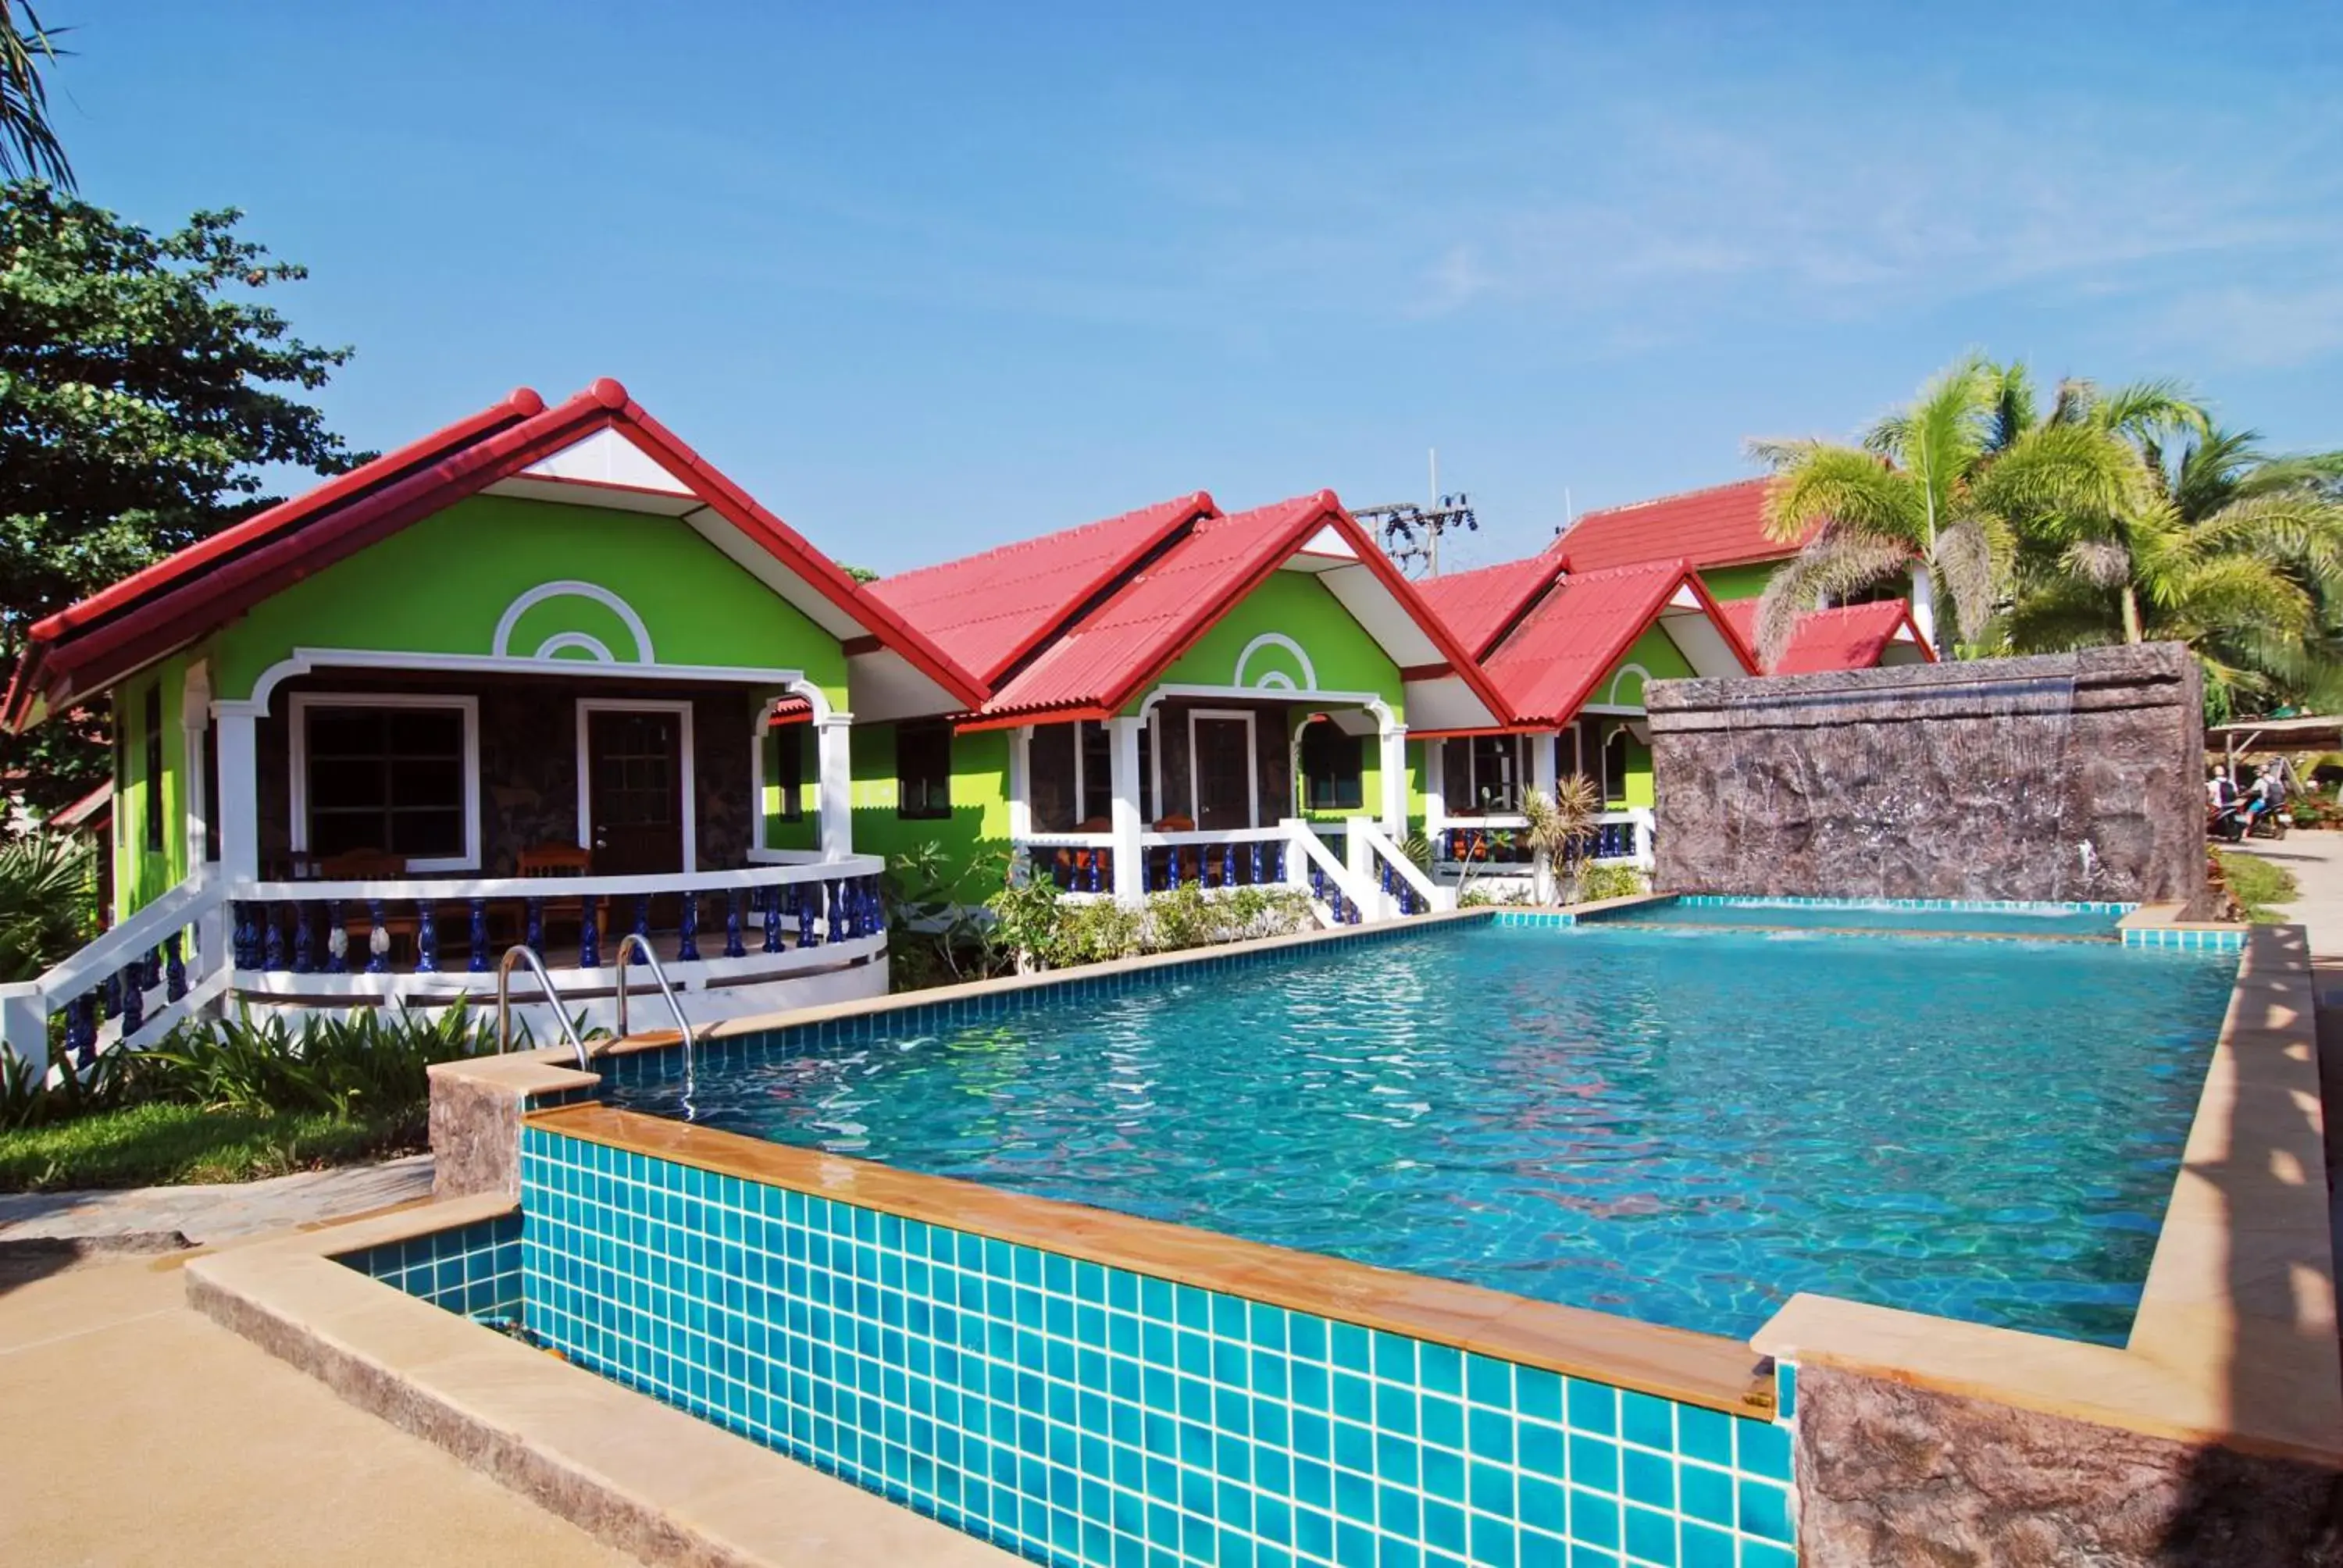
6,379,986,729
892,490,1510,729
1546,476,1815,574
1478,560,1757,726
864,492,1215,686
1716,598,1934,674
1410,556,1564,663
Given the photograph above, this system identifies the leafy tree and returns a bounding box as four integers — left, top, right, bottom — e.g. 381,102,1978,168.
2008,426,2343,718
0,4,68,187
837,562,879,583
1747,356,2152,666
1,182,359,806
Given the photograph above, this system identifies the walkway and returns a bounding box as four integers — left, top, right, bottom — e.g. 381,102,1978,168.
0,1220,632,1566
0,1153,434,1248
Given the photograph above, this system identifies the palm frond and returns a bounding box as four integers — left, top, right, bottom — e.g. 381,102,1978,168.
2088,378,2211,446
1753,529,1915,668
0,3,70,187
1762,446,1924,550
1929,515,2008,645
2059,537,2132,589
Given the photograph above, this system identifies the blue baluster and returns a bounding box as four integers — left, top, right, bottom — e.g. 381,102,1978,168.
525,898,544,954
629,896,651,963
764,889,784,954
826,879,845,944
1249,842,1262,887
679,891,701,962
1084,847,1100,895
797,885,818,948
293,903,316,974
580,897,601,968
365,900,389,974
140,943,161,991
165,932,186,1001
469,899,490,972
325,901,348,974
1169,846,1182,890
1274,839,1287,884
263,907,287,972
65,993,96,1067
725,889,745,959
230,902,255,969
416,902,438,973
1223,841,1236,887
120,962,144,1036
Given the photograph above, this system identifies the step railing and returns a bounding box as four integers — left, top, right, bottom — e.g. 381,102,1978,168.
1349,820,1450,918
1281,818,1373,926
0,871,229,1074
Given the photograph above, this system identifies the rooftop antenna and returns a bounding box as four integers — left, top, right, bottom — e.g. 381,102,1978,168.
1355,445,1477,579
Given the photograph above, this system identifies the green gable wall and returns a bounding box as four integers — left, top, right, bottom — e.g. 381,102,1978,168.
1136,570,1405,722
109,651,197,920
1589,624,1696,713
210,494,850,709
1696,561,1778,601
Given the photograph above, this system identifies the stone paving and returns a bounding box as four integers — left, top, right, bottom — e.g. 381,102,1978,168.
0,1152,433,1248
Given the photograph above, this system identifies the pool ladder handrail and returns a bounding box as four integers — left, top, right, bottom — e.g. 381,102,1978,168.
612,932,697,1103
494,945,593,1071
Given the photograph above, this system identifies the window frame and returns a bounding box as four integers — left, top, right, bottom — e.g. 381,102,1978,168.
896,722,954,821
288,693,483,873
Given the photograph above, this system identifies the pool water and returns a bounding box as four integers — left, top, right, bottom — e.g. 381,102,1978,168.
1594,896,2126,938
608,922,2233,1345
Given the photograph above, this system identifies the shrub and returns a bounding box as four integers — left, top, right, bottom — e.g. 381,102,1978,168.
0,831,98,983
1575,864,1650,903
984,875,1310,971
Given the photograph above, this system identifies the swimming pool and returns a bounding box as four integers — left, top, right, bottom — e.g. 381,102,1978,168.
1585,895,2128,939
607,919,2232,1345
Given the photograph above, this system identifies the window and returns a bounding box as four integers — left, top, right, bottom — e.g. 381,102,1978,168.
1077,721,1112,825
897,723,953,819
1601,727,1631,804
142,686,164,853
1443,735,1525,814
769,724,805,821
294,698,476,868
1299,719,1363,811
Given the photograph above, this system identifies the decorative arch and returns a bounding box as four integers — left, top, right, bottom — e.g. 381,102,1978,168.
1232,633,1318,693
1604,661,1653,710
490,580,656,665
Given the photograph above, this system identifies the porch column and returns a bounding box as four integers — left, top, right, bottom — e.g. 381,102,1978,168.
1378,725,1408,836
214,708,260,882
180,663,212,881
1422,740,1446,843
1532,730,1558,798
816,713,854,861
1107,715,1144,903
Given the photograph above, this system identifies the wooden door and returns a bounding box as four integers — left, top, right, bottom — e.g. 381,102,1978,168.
1191,714,1257,831
587,708,685,875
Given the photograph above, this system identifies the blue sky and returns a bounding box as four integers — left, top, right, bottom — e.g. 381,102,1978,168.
57,2,2343,572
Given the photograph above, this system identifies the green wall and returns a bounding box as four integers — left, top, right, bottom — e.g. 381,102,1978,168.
211,494,850,710
1696,561,1779,601
850,724,1014,887
1136,570,1406,722
110,654,194,919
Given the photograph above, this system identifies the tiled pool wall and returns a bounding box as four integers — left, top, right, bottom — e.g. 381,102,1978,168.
519,1124,1799,1568
1668,894,2137,915
337,1210,522,1322
602,916,1473,1092
2120,925,2246,951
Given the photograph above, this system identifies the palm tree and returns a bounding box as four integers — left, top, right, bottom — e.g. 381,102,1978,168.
1747,356,2149,667
1520,775,1599,905
2009,427,2343,718
1,4,69,188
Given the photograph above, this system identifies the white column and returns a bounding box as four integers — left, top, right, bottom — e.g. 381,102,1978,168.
1378,725,1409,836
816,714,854,861
1108,716,1144,903
1422,741,1446,837
1007,725,1033,843
1531,730,1558,797
214,709,259,883
1910,565,1938,651
180,665,212,882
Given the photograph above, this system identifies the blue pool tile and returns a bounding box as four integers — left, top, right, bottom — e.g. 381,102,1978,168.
1676,1405,1734,1469
1567,1377,1618,1437
1623,1504,1674,1566
1735,1419,1793,1482
1738,1478,1795,1544
1678,1463,1733,1527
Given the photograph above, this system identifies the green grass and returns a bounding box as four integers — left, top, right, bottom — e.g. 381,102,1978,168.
2215,846,2299,923
0,1102,424,1192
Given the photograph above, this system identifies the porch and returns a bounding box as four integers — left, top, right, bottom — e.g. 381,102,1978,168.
1423,723,1657,883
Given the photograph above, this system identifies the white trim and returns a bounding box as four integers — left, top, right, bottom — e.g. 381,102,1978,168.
288,693,483,874
1138,683,1397,737
1232,633,1318,693
180,661,213,868
1007,725,1033,841
533,631,618,664
216,648,817,718
490,579,657,663
1603,662,1653,709
577,697,698,872
1186,708,1261,830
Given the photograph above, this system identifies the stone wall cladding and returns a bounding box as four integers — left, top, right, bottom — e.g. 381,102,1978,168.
1794,1365,2343,1566
1647,643,2206,904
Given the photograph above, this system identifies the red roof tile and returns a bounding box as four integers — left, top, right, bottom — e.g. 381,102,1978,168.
7,380,986,727
1716,599,1932,674
1411,557,1563,662
863,493,1214,686
1547,477,1812,573
1482,560,1753,725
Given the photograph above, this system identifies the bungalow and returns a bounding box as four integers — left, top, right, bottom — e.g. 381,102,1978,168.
0,379,986,1068
1414,554,1758,879
860,490,1514,917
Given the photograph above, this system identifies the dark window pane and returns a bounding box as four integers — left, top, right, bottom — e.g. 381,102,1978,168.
308,710,385,757
311,759,388,813
897,723,951,820
305,704,469,864
387,708,463,754
1300,722,1362,812
389,809,465,857
390,758,462,804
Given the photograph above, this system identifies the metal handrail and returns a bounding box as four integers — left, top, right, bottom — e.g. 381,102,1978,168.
612,932,697,1105
495,946,592,1071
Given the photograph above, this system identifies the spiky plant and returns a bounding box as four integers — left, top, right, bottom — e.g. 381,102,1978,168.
1520,775,1602,905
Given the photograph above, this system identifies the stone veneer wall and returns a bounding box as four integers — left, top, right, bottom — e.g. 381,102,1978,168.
1646,643,2206,906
